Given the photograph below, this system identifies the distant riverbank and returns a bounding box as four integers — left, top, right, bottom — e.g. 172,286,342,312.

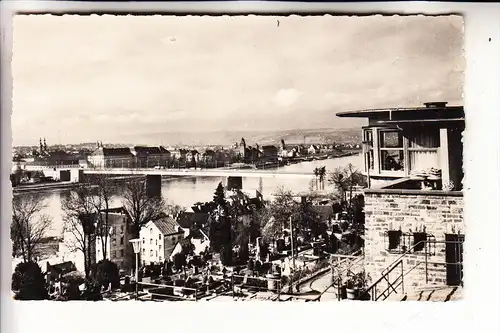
12,151,361,195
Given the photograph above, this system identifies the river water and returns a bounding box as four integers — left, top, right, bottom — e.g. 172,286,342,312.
36,154,362,237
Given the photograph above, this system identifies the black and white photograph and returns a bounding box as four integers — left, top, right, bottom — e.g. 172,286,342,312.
9,13,465,302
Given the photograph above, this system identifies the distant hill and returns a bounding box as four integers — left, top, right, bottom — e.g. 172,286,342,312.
119,127,361,147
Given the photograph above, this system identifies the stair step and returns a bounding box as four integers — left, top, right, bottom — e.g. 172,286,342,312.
404,286,462,302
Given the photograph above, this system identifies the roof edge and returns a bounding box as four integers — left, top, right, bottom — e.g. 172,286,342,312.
336,104,464,118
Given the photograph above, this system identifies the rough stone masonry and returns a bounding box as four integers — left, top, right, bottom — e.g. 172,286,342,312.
363,189,464,297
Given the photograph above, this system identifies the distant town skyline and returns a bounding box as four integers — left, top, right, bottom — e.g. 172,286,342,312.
12,15,463,146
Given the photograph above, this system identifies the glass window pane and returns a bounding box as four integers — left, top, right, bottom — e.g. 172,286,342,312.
409,151,439,172
381,150,404,171
410,130,440,148
380,131,403,148
363,129,373,142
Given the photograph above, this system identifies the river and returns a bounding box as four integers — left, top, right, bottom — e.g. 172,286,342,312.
34,154,362,237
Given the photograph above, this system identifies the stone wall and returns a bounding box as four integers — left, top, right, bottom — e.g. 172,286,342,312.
364,189,464,295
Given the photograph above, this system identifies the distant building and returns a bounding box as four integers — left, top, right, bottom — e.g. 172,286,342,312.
139,216,185,265
171,148,188,162
261,145,278,164
131,146,171,168
87,144,134,168
202,149,216,164
308,145,321,155
186,150,201,164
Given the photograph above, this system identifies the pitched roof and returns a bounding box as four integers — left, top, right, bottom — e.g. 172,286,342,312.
188,228,210,241
159,146,170,154
96,147,133,157
47,261,76,276
152,216,183,236
133,146,166,156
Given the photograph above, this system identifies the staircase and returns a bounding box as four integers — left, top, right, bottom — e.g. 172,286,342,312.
360,239,464,302
399,285,463,302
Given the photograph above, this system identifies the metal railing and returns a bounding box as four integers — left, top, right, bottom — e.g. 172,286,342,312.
325,251,364,301
136,281,202,301
294,251,363,301
359,239,464,301
231,274,282,301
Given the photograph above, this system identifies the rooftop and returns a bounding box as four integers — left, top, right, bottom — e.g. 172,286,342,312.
336,102,464,120
93,147,133,157
152,216,183,236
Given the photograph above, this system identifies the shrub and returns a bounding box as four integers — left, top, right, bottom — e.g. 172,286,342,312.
11,262,48,300
82,279,103,301
93,260,120,290
173,252,186,271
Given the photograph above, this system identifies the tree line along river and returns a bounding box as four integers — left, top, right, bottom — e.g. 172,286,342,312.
25,154,362,237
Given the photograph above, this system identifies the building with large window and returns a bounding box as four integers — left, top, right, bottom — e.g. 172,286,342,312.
336,102,464,299
338,101,464,190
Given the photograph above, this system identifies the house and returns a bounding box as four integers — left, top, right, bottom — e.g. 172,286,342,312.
185,150,201,164
46,261,77,283
261,145,278,164
336,101,465,296
214,149,231,165
170,148,189,164
139,216,185,265
95,207,135,271
87,145,134,168
169,232,210,260
171,212,210,259
131,146,171,168
308,145,321,155
201,149,217,166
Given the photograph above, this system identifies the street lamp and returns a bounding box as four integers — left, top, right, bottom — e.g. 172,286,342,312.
129,238,141,300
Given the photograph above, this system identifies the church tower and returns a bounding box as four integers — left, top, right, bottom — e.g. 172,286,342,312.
239,138,247,161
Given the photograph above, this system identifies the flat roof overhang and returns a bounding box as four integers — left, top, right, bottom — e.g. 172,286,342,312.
376,117,465,125
336,105,464,119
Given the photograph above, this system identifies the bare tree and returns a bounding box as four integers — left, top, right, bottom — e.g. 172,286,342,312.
93,175,116,261
122,178,167,238
61,183,100,278
165,204,186,219
11,194,53,263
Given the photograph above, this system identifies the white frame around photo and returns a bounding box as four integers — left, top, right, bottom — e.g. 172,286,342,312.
1,2,499,333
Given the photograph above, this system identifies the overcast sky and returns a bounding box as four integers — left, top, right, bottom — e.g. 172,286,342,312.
12,14,464,146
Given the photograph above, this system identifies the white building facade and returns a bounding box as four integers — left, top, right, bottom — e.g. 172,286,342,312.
139,217,185,266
